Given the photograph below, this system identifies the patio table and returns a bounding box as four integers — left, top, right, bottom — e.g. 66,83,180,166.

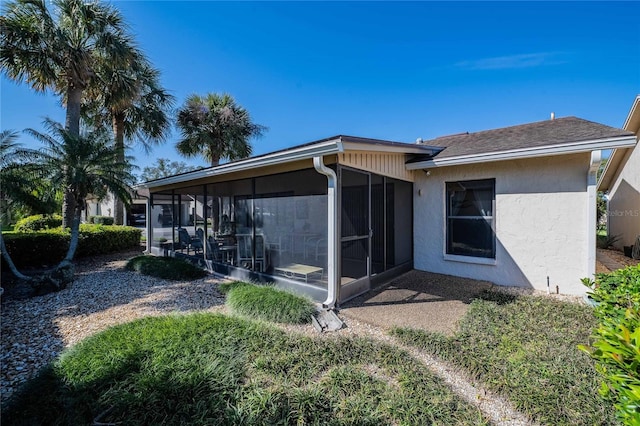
274,263,323,283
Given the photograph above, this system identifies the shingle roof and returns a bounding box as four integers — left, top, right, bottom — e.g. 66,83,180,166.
421,116,634,159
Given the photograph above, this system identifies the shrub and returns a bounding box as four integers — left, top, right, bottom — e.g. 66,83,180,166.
125,255,207,280
13,214,62,232
597,234,621,249
218,280,251,294
225,282,316,324
580,265,640,425
87,215,114,225
2,225,141,269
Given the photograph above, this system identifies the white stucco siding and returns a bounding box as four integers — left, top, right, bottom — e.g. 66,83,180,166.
608,142,640,248
414,153,591,295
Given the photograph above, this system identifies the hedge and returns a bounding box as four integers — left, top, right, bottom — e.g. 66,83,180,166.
14,214,63,232
87,215,115,225
580,265,640,424
2,225,142,269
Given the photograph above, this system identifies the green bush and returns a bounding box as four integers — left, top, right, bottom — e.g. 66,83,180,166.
125,255,207,280
218,280,251,294
225,282,316,324
580,265,640,425
88,215,115,225
597,234,621,249
13,214,62,232
2,225,141,269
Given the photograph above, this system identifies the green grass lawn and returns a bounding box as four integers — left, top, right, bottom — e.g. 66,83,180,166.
391,291,617,426
3,313,488,425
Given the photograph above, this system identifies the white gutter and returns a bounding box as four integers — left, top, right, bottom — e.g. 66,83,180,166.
406,135,637,169
586,150,601,285
313,156,338,309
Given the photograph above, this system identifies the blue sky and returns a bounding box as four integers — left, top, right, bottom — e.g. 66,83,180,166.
2,1,639,176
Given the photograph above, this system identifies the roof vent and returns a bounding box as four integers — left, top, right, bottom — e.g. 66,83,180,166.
550,112,555,120
415,137,423,144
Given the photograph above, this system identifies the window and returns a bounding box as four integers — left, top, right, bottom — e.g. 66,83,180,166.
446,179,495,259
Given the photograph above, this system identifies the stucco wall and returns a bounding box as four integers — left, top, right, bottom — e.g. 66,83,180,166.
414,153,591,295
608,142,640,248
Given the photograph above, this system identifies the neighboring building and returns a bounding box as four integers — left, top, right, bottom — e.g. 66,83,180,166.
136,114,636,306
85,193,147,227
598,95,640,251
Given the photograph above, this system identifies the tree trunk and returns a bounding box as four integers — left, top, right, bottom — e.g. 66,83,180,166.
113,114,126,225
61,185,76,229
0,232,31,281
210,155,220,167
63,83,84,227
65,83,83,139
62,204,83,263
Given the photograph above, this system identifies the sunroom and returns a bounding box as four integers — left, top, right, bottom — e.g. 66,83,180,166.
137,136,440,307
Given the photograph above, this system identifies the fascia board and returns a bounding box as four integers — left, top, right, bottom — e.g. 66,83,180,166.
341,141,442,155
137,139,342,189
405,136,637,170
597,148,626,191
623,96,640,133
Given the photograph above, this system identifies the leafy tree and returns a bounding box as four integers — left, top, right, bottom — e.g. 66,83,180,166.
140,158,199,182
1,119,136,282
84,57,174,224
176,93,266,167
1,0,138,227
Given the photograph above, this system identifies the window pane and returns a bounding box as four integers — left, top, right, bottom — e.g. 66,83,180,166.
447,218,494,258
448,184,493,217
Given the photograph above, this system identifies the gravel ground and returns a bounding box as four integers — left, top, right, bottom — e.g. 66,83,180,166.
1,250,226,404
2,251,538,425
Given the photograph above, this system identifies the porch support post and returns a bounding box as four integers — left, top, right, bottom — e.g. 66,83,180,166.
146,195,152,254
587,150,601,283
313,156,338,309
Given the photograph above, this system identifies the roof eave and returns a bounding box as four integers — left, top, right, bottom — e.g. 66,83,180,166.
597,147,629,191
137,138,343,189
136,137,443,190
598,96,640,190
406,135,637,170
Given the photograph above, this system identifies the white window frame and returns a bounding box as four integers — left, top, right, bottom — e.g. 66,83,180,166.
444,178,496,261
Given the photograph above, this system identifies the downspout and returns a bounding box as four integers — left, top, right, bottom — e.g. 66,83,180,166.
587,150,601,284
313,156,338,309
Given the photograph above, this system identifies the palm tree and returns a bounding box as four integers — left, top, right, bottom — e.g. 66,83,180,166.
1,0,138,226
84,57,174,224
21,119,136,267
176,93,266,167
0,130,40,280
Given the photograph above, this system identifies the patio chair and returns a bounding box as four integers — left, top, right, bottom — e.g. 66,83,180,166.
236,234,266,272
177,228,203,255
205,236,223,262
304,236,327,261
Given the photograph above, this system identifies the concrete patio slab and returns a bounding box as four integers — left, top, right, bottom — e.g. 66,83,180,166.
338,270,495,336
